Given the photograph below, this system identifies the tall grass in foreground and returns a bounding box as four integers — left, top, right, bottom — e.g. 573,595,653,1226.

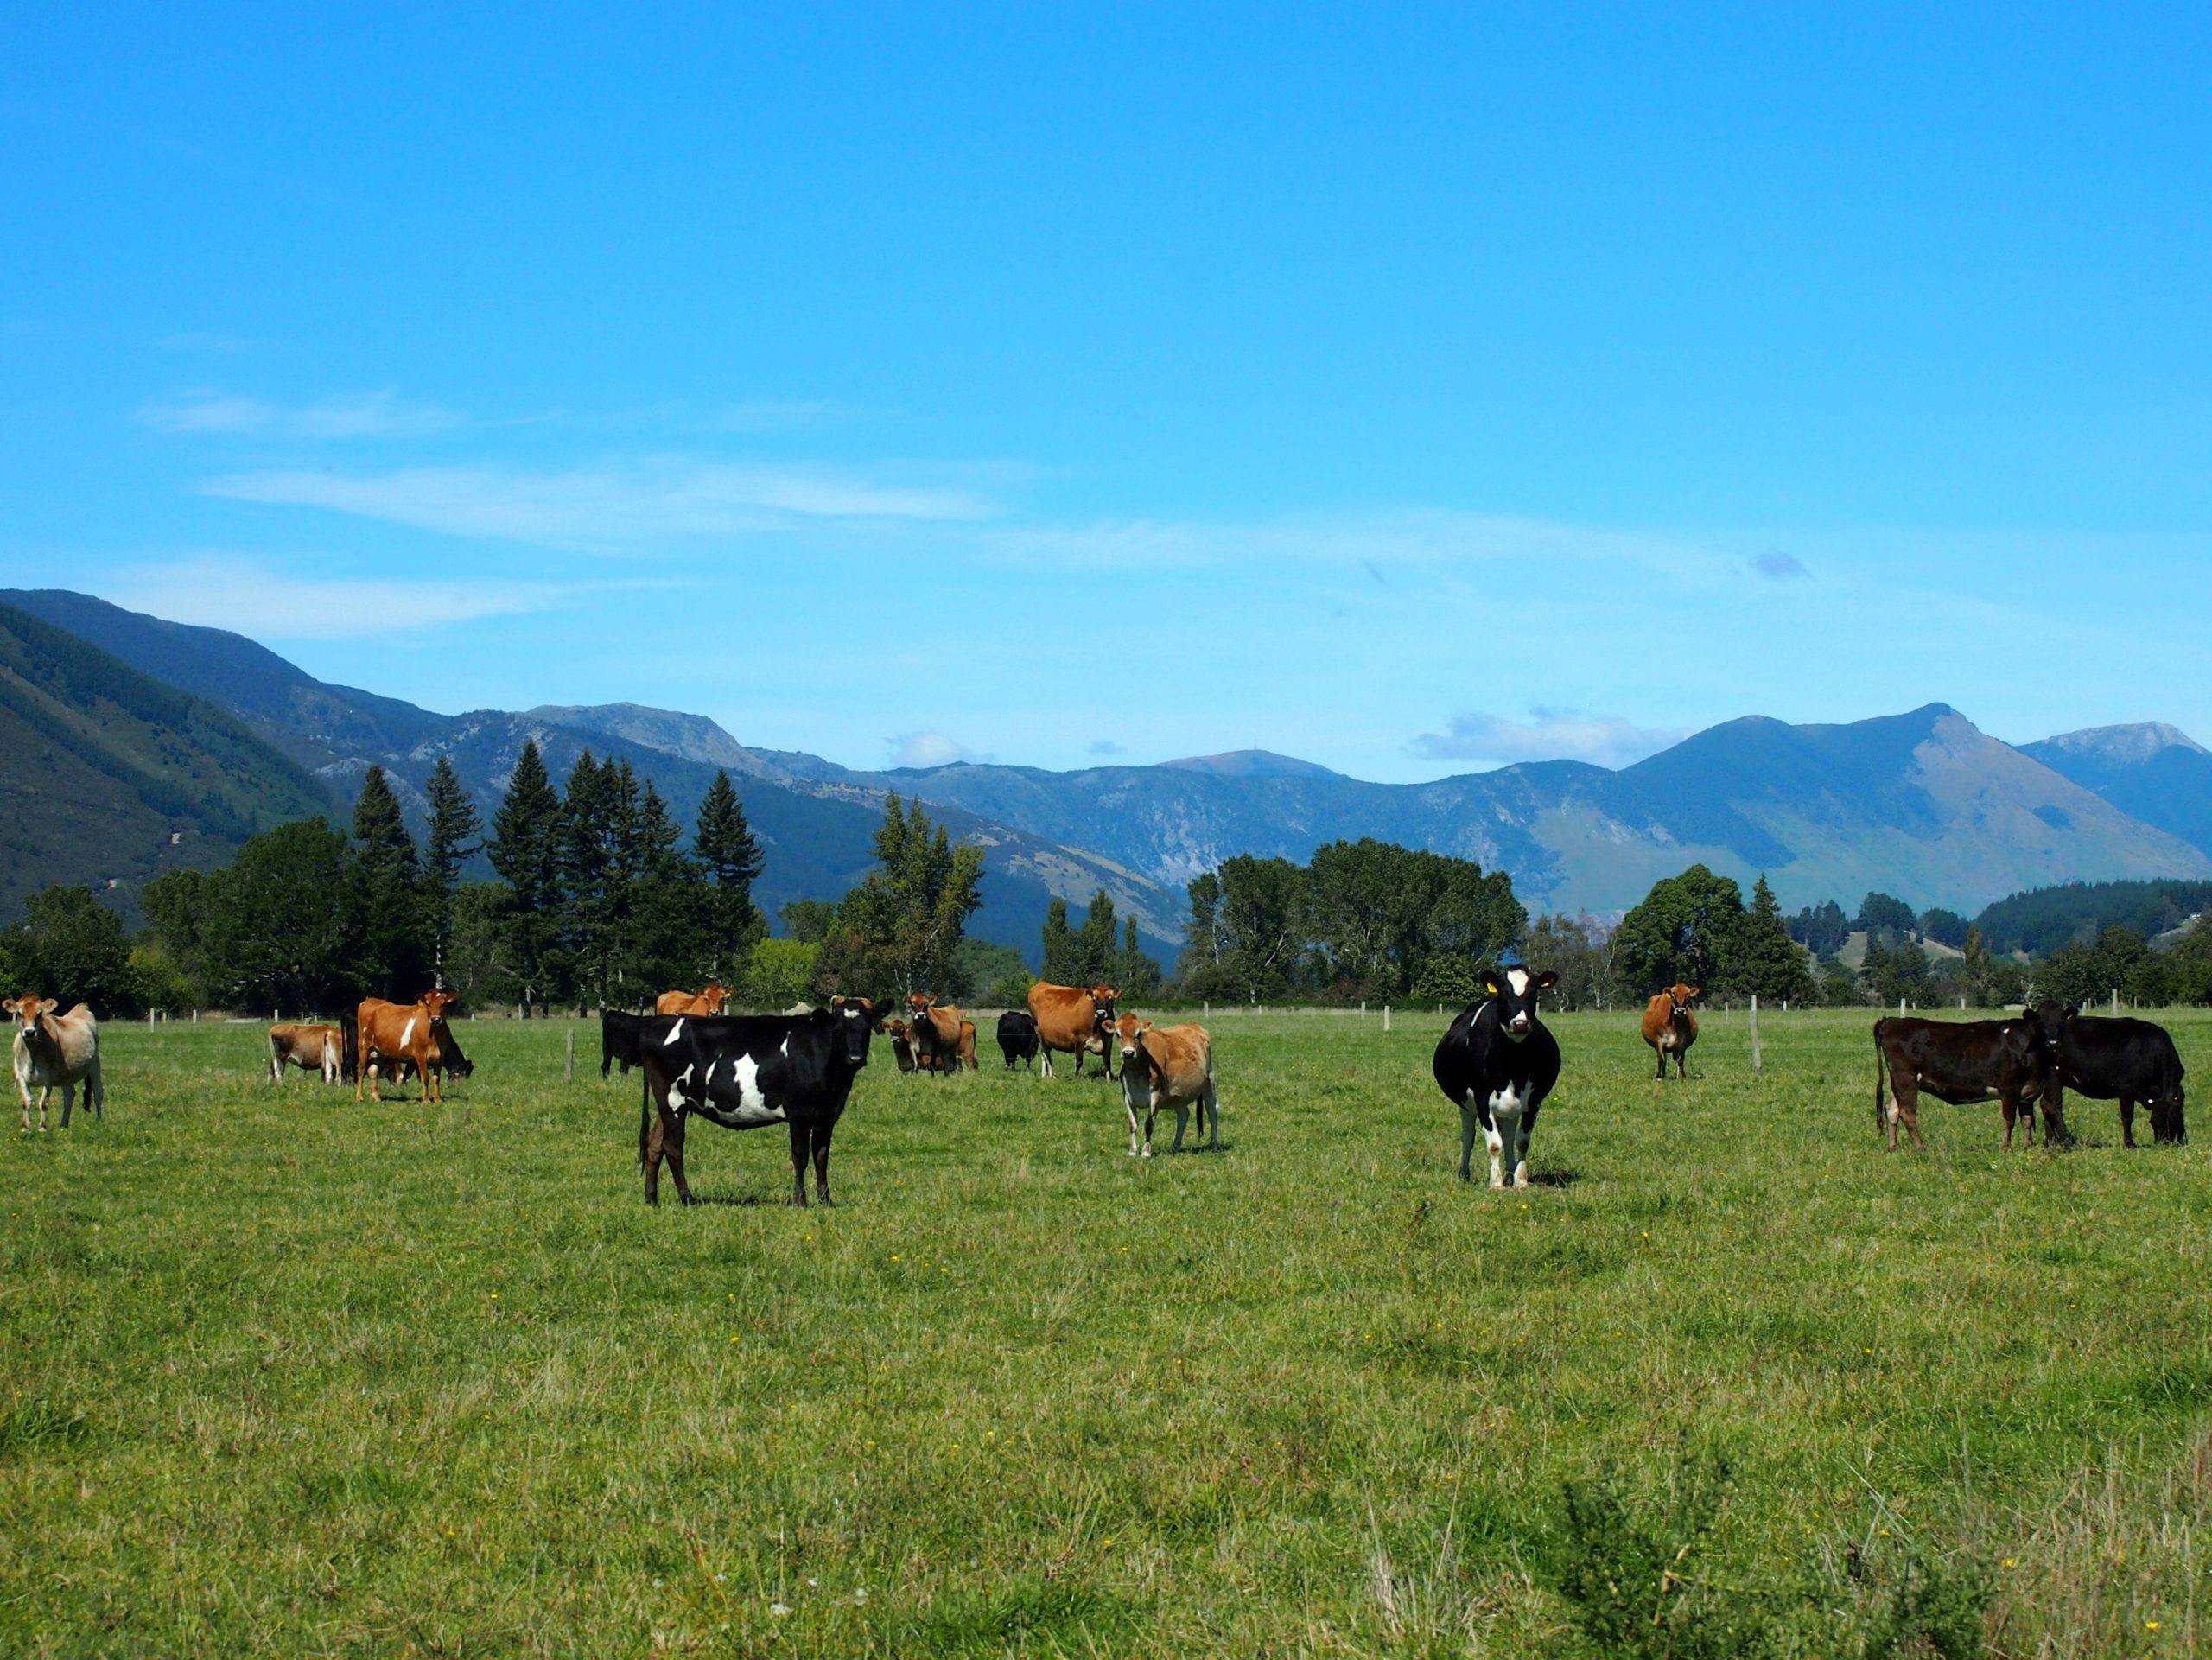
2,1007,2208,1656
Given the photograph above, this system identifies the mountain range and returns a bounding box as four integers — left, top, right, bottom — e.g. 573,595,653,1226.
6,588,2211,960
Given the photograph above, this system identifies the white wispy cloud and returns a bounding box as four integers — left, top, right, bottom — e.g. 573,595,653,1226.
1410,705,1688,770
91,556,577,639
201,460,1003,546
1751,550,1812,580
140,387,463,439
885,731,986,769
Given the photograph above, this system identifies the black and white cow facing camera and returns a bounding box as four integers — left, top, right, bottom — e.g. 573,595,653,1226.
1432,965,1562,1189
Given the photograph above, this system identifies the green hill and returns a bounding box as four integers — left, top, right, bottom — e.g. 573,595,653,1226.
0,602,334,922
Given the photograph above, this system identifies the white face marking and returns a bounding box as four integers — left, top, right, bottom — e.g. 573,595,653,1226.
1506,968,1530,998
664,1019,684,1046
399,1017,416,1049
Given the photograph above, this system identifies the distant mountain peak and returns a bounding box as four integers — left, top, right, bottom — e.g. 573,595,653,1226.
524,703,758,773
2032,722,2209,763
1157,749,1344,780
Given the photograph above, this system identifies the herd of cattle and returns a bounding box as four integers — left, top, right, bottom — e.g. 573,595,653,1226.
2,968,2192,1200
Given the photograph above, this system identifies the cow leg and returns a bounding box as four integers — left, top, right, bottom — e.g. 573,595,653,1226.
18,1074,30,1134
2000,1092,2018,1151
59,1079,75,1129
1652,1042,1666,1080
1888,1078,1923,1150
787,1122,810,1206
811,1123,834,1205
662,1114,697,1206
1203,1078,1221,1149
1167,1103,1190,1152
2120,1097,2138,1149
1126,1085,1145,1157
1457,1103,1478,1181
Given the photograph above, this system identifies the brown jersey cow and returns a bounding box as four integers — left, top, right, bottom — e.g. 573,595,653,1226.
1024,982,1118,1078
905,995,966,1076
5,995,103,1131
1116,1018,1217,1156
1640,983,1699,1079
655,983,730,1016
268,1022,343,1084
356,989,458,1103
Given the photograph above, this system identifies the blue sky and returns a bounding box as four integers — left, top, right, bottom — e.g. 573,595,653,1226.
5,4,2209,782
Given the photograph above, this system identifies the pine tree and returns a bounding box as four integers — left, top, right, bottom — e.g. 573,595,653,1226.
351,765,424,997
1077,888,1117,983
626,780,708,993
813,793,985,1002
694,769,766,974
420,756,480,987
1730,875,1809,1001
487,739,562,1016
1115,914,1162,997
1040,898,1078,983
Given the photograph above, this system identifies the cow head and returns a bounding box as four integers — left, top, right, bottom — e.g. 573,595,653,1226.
699,982,730,1014
1115,1015,1154,1078
907,991,934,1016
830,995,874,1066
421,989,456,1021
2152,1082,2188,1147
3,995,58,1033
880,1017,908,1040
1481,966,1558,1039
1665,983,1699,1016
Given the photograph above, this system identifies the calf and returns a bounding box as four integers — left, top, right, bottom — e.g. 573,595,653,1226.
997,1009,1039,1071
1024,982,1117,1078
5,995,103,1131
268,1022,343,1085
1115,1017,1218,1155
1871,1015,2061,1151
355,989,458,1103
2030,1005,2187,1147
602,1009,645,1079
638,996,874,1206
1640,983,1699,1079
881,1018,919,1074
1432,967,1560,1187
655,983,730,1017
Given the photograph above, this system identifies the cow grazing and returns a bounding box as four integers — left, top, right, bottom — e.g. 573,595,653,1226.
1115,1017,1218,1155
602,1009,645,1079
268,1022,343,1085
2031,1005,2187,1147
1640,983,1700,1079
655,983,730,1017
1432,967,1560,1187
638,995,874,1205
355,989,459,1103
997,1009,1039,1071
6,995,103,1131
1871,1016,2061,1151
906,995,967,1077
1024,982,1118,1078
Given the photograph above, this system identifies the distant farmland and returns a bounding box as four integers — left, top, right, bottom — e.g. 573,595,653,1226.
3,1008,2208,1655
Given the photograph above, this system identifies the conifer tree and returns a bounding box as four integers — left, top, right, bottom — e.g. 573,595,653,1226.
487,739,562,1016
351,765,424,997
1040,898,1078,983
420,756,480,987
694,770,766,973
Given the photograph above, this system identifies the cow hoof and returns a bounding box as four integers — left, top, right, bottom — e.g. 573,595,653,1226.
1514,1173,1529,1190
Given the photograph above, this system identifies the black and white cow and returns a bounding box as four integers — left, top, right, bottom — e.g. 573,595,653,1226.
2031,1004,2187,1147
996,1009,1039,1071
1432,966,1560,1187
637,996,874,1207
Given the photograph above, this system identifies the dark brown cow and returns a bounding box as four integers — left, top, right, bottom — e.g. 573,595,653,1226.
655,983,730,1016
1639,983,1699,1079
1024,982,1118,1078
356,989,458,1103
1872,1015,2063,1151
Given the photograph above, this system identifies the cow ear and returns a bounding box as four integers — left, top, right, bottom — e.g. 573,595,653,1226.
1534,970,1559,990
1479,970,1503,997
1688,986,1700,999
39,999,57,1015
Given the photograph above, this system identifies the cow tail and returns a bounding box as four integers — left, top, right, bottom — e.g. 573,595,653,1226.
1872,1027,1887,1135
639,1071,652,1169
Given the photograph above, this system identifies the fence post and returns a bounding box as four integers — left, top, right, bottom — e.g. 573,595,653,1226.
1898,997,1906,1017
565,1024,575,1083
2112,988,2120,1015
1383,1005,1390,1032
1204,1000,1210,1020
1360,1000,1366,1018
1749,994,1763,1075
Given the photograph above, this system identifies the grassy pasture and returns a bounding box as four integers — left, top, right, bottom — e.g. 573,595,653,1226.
3,1007,2209,1657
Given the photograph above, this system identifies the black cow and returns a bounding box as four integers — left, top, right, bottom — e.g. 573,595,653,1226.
1871,1016,2062,1150
1432,966,1561,1187
602,1009,645,1079
997,1009,1039,1071
2031,1005,2187,1147
638,996,874,1207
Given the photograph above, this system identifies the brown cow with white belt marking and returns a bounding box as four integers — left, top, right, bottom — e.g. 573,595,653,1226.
6,995,103,1131
269,1022,343,1084
1025,982,1118,1078
355,989,458,1103
655,983,730,1016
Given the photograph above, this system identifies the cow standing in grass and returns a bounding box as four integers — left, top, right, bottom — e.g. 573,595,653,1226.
1871,1015,2060,1150
906,995,967,1077
268,1022,343,1085
655,983,730,1016
1640,983,1699,1079
1024,983,1117,1078
1113,1016,1218,1155
1432,968,1560,1187
997,1010,1039,1071
355,989,458,1103
6,995,102,1131
2031,1004,2187,1147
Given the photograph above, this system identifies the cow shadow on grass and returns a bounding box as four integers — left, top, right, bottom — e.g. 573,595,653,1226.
1526,1167,1582,1190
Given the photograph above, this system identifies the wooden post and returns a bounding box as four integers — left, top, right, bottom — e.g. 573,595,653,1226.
1898,997,1906,1017
1382,1005,1391,1032
2112,988,2120,1015
1360,1000,1366,1017
1749,994,1763,1075
1204,1000,1210,1020
565,1024,575,1083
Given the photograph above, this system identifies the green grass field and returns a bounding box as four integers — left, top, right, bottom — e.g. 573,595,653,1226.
3,1007,2209,1657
